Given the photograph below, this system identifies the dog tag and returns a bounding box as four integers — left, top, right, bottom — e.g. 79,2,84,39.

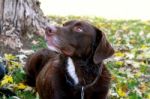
81,86,84,99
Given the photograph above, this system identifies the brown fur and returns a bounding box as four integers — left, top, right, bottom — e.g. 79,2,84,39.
25,20,114,99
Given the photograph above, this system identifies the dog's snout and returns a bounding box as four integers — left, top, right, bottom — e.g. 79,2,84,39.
45,26,57,36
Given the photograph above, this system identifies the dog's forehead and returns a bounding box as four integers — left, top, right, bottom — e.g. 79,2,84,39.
63,20,77,26
63,20,96,34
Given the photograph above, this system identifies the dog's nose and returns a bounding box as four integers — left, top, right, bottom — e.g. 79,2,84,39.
45,26,57,36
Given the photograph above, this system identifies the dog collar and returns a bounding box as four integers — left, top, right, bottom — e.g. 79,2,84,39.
81,63,103,99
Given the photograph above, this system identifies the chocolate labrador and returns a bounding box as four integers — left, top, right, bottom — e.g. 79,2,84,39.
25,20,114,99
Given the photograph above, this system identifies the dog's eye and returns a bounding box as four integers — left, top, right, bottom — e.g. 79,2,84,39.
73,26,83,32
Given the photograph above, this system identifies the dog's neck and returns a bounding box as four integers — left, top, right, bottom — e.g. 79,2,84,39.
66,56,102,87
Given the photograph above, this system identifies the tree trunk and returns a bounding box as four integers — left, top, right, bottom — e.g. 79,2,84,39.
0,0,49,55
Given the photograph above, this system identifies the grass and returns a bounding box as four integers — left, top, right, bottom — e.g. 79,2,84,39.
0,15,150,99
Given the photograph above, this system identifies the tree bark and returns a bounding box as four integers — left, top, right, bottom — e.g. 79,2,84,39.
0,0,49,55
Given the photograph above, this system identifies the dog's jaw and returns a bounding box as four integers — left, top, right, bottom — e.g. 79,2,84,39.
47,44,62,53
45,35,62,53
67,57,79,85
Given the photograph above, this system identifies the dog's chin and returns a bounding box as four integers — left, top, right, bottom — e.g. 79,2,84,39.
47,44,62,53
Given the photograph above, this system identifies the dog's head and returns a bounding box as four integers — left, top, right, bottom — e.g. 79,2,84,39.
45,20,114,64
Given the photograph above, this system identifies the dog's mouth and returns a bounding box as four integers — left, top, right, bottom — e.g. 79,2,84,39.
45,35,62,53
45,35,75,56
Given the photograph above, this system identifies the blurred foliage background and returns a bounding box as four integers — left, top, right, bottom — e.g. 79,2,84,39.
0,16,150,99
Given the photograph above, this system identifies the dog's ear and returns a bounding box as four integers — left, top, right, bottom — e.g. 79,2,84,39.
93,27,114,64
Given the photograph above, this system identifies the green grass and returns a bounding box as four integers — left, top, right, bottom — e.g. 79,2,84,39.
1,15,150,99
31,35,47,51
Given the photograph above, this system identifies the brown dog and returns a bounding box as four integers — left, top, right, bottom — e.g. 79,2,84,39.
25,20,114,99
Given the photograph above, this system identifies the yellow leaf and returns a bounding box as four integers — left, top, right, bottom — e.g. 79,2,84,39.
115,61,124,67
11,61,21,68
114,52,125,57
8,66,15,71
4,54,16,61
0,75,13,86
15,83,27,90
117,88,126,97
148,94,150,99
141,45,149,50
